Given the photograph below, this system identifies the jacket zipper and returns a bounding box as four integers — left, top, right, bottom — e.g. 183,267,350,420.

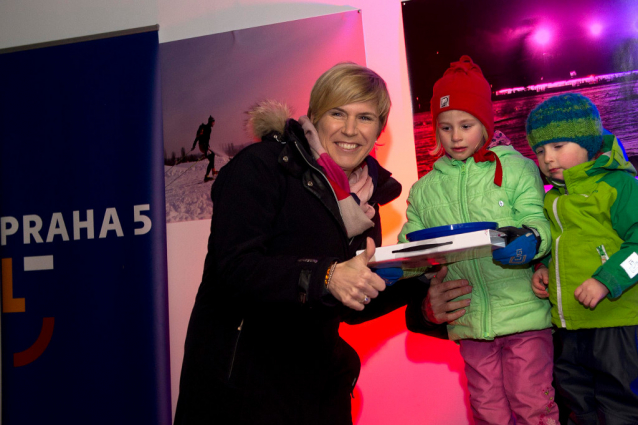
552,197,567,328
458,163,489,338
228,318,244,381
293,140,346,234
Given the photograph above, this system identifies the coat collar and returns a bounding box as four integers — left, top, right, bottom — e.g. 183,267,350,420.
269,118,401,218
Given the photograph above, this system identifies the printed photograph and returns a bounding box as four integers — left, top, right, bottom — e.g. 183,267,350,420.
159,11,366,223
402,0,638,177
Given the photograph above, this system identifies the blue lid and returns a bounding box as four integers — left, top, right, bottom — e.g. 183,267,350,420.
406,222,498,242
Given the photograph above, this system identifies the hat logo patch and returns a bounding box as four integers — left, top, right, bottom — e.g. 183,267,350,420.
440,96,450,108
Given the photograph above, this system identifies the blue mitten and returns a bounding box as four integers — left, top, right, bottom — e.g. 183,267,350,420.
492,226,540,265
373,267,404,286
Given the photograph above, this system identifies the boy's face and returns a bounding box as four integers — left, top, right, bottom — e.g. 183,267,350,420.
534,141,589,181
437,110,485,161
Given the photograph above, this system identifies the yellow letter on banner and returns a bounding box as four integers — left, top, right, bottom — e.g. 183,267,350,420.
2,258,26,313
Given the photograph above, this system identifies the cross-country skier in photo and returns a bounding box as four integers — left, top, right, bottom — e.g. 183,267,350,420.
191,115,217,181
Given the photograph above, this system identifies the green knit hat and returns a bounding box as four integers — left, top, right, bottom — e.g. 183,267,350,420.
526,93,603,159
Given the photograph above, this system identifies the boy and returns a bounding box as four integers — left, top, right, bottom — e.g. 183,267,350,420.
527,93,638,424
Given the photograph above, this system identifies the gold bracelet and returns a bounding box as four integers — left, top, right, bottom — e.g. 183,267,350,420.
324,261,338,288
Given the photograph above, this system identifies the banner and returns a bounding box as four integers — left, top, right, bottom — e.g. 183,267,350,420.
0,30,171,424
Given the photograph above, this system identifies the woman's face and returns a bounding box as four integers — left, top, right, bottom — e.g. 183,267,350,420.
315,100,380,176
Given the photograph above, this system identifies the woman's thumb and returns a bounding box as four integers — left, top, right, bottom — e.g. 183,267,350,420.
357,237,376,265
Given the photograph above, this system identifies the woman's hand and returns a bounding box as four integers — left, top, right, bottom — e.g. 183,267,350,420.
532,265,550,298
421,266,471,324
328,237,386,311
575,278,609,309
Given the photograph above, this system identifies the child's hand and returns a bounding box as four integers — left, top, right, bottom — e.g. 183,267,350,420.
574,278,609,309
531,265,549,298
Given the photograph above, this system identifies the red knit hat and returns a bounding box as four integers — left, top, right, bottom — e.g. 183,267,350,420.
430,55,502,186
430,55,494,143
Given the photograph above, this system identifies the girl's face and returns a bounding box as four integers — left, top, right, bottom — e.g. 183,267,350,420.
437,110,485,161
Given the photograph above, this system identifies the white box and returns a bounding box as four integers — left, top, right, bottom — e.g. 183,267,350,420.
361,229,506,269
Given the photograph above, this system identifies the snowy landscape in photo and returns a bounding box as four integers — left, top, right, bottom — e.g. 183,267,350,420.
164,156,229,223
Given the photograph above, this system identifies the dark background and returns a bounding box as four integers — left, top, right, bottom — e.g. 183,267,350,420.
403,0,638,111
402,0,638,177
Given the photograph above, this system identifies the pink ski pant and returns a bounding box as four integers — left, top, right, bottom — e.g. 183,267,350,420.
459,328,559,425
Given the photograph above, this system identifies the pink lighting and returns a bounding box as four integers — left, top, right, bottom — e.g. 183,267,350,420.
494,70,638,97
590,23,603,36
534,28,551,45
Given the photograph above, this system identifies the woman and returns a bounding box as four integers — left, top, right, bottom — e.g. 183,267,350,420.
174,63,426,424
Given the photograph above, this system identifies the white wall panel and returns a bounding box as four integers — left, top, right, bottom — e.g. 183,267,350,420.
0,0,158,50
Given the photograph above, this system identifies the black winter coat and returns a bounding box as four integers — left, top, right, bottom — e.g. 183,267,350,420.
174,119,427,425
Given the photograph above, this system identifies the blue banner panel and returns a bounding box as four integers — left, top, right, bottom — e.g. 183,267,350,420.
0,31,171,424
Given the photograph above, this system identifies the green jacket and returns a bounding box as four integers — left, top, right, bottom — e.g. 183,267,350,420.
542,134,638,330
399,145,552,341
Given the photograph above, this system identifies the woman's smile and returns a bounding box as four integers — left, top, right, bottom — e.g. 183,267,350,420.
335,142,360,151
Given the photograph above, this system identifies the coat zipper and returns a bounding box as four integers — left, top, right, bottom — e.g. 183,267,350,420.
458,163,489,338
552,197,567,328
293,140,347,235
228,318,244,381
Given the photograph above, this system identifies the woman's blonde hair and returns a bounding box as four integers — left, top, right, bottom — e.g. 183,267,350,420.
307,63,391,137
430,120,489,157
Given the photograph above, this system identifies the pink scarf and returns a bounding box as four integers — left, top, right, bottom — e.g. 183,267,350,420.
299,116,375,237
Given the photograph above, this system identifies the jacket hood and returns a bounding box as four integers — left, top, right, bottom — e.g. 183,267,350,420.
246,100,291,140
587,132,636,177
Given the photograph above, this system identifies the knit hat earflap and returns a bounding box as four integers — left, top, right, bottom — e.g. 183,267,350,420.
526,93,603,160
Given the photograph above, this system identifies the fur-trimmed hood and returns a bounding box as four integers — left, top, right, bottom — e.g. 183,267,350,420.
245,100,292,140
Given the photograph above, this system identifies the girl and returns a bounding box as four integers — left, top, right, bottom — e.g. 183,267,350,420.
400,56,558,425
